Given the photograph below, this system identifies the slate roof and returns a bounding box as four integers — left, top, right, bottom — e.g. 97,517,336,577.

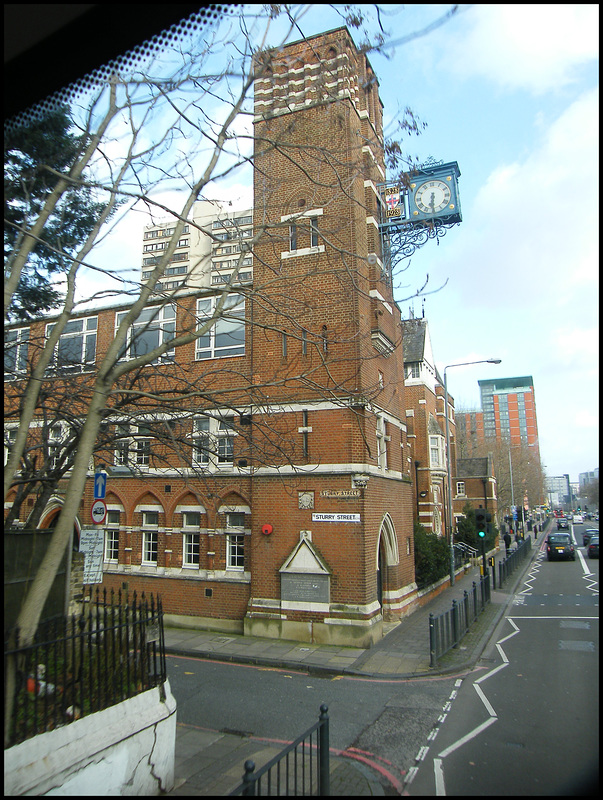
401,317,444,385
401,318,427,363
456,457,491,478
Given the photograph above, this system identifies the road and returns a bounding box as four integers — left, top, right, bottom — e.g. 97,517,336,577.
166,521,598,795
407,521,599,795
166,652,463,793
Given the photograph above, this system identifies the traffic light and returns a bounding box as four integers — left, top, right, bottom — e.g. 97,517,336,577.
475,508,487,538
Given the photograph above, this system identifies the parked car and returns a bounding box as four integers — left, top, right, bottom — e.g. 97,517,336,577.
587,535,599,559
582,529,599,546
546,533,576,561
573,514,584,524
557,518,570,530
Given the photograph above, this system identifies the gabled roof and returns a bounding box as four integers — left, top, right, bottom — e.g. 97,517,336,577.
427,414,443,436
401,318,427,363
401,316,443,384
456,456,493,479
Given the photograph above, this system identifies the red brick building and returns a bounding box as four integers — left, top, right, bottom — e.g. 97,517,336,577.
456,376,541,465
6,28,421,646
401,317,450,535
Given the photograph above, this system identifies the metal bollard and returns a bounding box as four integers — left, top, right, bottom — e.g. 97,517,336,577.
241,760,256,796
318,704,330,796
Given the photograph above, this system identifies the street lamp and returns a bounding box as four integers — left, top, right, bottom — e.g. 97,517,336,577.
444,358,501,585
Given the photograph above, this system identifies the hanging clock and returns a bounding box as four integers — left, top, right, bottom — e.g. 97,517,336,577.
409,162,461,224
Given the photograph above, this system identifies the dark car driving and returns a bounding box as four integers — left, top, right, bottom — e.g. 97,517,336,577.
587,535,599,559
583,529,598,546
557,518,570,530
546,533,576,561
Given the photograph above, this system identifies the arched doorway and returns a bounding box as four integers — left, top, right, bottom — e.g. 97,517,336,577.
376,514,399,611
376,539,386,607
40,503,80,550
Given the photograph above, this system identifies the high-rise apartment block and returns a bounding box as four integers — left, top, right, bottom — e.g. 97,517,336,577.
457,376,541,463
142,203,254,294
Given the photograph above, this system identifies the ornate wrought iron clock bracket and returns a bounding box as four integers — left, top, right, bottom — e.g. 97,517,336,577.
377,159,462,266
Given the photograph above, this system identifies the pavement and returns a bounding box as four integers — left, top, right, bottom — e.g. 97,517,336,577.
161,527,547,796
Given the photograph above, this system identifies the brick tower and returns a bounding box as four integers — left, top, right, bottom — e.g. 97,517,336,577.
245,28,416,645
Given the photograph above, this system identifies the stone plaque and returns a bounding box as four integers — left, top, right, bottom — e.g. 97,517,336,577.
281,573,330,604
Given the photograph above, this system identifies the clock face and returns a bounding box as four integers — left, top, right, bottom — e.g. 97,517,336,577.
414,179,452,214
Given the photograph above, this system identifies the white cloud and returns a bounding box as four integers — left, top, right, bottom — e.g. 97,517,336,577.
445,4,599,93
445,87,598,311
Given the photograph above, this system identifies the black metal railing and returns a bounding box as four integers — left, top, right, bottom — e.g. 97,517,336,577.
498,535,532,587
230,704,330,796
4,588,166,749
429,573,491,668
454,541,478,569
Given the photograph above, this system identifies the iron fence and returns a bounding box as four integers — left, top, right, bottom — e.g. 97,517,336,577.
498,535,532,587
4,588,166,749
230,705,330,796
429,573,491,667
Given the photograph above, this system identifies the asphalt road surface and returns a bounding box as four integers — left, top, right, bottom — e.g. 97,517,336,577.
407,525,599,796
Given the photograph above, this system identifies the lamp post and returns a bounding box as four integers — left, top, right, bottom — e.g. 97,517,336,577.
444,358,501,585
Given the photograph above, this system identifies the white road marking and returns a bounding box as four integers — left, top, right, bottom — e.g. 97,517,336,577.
428,543,598,795
437,717,498,759
434,758,446,795
474,683,497,717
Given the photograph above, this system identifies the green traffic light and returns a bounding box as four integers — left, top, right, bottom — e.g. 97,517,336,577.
478,530,486,538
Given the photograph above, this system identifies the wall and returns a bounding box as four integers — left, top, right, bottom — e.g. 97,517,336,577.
4,681,176,796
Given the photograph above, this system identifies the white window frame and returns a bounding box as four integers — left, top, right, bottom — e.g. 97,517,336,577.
142,510,159,565
48,422,68,471
310,217,319,248
182,511,201,567
226,511,246,571
192,416,236,470
376,415,389,470
429,435,444,469
4,427,18,466
4,327,30,379
46,316,97,374
142,530,158,564
116,303,176,362
114,423,152,469
195,294,245,360
105,510,120,561
456,481,466,497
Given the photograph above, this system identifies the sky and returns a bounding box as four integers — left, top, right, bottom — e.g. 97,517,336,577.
73,4,598,484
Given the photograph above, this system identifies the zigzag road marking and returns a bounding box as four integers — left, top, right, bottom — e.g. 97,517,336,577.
518,549,544,596
577,548,599,594
428,563,532,794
